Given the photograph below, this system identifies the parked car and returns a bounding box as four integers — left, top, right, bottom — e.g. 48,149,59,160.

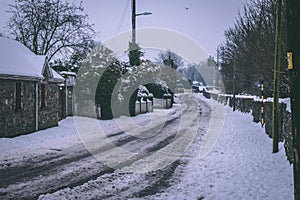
192,81,207,93
192,84,200,93
198,86,206,93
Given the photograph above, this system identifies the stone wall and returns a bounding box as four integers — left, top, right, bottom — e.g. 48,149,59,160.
38,83,60,130
0,79,60,137
0,79,36,137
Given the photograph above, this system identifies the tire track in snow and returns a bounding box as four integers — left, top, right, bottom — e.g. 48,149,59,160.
0,94,208,200
0,114,180,189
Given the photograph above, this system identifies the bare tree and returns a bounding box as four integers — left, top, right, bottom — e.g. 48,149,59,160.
156,50,184,70
5,0,95,61
219,0,288,97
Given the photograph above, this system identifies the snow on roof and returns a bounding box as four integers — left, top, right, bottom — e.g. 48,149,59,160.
50,67,65,82
0,37,63,82
60,71,77,76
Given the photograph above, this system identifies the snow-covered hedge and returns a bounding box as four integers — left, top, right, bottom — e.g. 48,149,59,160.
75,43,171,119
74,44,122,118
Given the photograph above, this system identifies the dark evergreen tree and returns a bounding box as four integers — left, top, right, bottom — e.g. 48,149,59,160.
128,42,143,66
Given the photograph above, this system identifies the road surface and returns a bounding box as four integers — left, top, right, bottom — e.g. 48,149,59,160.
0,93,213,200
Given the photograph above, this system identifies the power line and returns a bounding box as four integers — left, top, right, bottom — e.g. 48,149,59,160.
115,0,130,35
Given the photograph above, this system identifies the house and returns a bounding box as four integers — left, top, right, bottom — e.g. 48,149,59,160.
0,37,64,137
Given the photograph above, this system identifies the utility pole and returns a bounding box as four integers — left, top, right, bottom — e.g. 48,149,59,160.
272,0,282,153
131,0,136,45
129,0,151,66
286,0,300,199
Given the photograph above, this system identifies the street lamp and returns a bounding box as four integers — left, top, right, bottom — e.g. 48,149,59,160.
131,0,152,45
136,11,152,16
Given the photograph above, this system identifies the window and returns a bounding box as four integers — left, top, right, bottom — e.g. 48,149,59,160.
15,82,22,110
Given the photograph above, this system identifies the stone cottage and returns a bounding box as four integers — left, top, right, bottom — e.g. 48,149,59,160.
0,38,64,137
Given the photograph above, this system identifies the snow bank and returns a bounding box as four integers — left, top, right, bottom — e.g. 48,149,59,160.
0,118,81,167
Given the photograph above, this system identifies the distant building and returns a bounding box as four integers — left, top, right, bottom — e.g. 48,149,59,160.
0,38,64,137
59,71,76,118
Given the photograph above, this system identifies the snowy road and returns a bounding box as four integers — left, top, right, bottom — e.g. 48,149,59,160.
0,93,211,200
0,93,293,200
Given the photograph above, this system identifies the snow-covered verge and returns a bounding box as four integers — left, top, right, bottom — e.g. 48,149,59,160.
148,95,294,200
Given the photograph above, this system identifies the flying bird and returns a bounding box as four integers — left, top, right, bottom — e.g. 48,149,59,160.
185,7,189,10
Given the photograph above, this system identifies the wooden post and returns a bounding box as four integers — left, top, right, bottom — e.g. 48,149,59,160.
286,0,300,199
261,81,265,127
233,51,236,111
272,0,282,153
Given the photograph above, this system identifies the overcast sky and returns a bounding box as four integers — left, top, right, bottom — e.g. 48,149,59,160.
0,0,246,58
